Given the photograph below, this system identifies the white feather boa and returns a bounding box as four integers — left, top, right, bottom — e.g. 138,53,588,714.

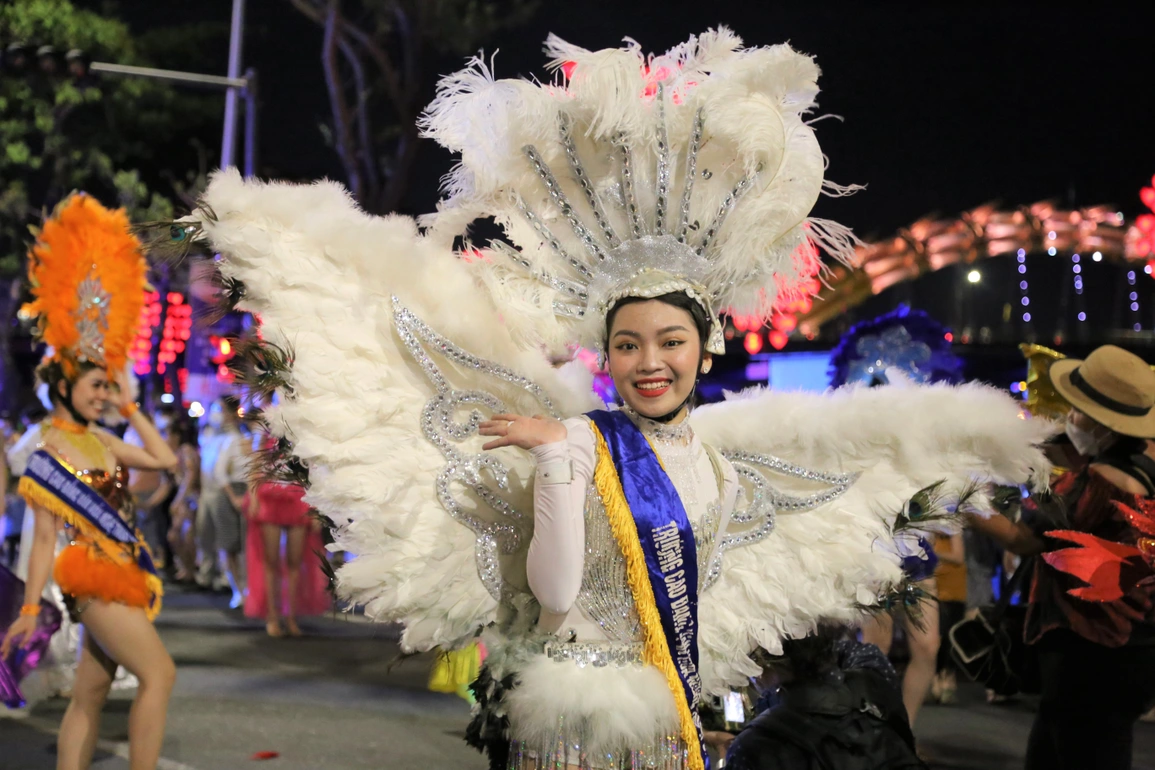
505,653,679,753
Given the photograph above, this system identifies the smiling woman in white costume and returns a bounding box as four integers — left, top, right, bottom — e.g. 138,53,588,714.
161,29,1052,770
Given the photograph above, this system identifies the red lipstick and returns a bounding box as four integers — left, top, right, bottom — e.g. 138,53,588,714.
634,378,671,399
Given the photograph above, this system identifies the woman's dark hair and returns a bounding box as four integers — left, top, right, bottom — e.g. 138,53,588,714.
604,292,712,359
36,358,101,425
36,358,99,407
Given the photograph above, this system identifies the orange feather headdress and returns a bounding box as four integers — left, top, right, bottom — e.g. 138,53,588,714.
21,194,147,379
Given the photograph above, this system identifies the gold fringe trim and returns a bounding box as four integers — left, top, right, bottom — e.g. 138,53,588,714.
144,572,164,621
588,422,704,770
19,476,164,621
19,475,100,535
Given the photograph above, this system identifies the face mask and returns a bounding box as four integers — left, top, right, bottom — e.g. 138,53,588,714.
1065,415,1112,457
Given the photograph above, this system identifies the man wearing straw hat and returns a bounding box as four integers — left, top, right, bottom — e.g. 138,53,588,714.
973,345,1155,770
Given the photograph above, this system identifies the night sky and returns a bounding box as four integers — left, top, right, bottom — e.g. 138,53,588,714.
93,1,1155,382
112,1,1155,235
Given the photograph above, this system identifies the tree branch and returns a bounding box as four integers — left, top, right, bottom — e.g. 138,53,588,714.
289,0,409,134
335,33,381,204
394,2,419,105
287,0,325,25
289,0,514,214
320,0,362,200
332,13,406,114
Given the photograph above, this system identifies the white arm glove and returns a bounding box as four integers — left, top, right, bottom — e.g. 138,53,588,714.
526,418,595,615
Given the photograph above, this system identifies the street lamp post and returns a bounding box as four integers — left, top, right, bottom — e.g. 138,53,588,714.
220,0,247,171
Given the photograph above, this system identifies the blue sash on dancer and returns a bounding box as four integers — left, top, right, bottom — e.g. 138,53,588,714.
22,450,157,578
586,409,707,768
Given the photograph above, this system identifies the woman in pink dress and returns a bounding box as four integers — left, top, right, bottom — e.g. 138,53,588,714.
243,454,330,636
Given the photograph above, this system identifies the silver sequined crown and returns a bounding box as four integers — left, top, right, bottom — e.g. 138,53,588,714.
421,29,857,354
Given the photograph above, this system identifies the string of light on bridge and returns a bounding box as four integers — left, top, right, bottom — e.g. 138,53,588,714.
1017,248,1031,324
1072,251,1086,324
1129,269,1141,332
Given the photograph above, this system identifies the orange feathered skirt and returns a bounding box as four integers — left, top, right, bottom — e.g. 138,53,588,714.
53,540,160,619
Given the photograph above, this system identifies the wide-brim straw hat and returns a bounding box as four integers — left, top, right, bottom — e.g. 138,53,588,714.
1051,345,1155,438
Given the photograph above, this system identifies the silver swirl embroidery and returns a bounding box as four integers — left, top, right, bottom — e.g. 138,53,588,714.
393,298,557,601
75,274,112,362
692,501,722,591
700,451,858,592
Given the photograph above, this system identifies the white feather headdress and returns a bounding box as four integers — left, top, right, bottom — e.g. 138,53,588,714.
420,28,858,354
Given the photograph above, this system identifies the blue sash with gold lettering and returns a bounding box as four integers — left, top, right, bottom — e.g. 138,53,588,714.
22,450,157,578
586,409,707,769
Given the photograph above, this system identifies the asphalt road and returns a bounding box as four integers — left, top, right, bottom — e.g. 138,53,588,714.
3,589,1155,769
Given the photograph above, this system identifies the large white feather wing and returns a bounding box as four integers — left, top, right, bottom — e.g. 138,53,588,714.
688,382,1055,694
192,170,599,651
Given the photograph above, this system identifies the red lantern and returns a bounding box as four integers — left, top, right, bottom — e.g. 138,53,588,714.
1141,187,1155,211
743,332,763,355
772,314,798,333
768,330,789,350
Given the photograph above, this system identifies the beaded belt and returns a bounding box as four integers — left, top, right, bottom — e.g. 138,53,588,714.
543,640,645,668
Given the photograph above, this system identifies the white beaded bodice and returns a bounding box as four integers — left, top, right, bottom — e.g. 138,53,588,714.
573,410,727,643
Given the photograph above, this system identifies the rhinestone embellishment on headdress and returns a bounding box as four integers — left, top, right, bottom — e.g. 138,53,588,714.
421,30,860,360
517,103,732,354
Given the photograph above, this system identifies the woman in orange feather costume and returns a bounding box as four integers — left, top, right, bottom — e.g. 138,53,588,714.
0,195,179,770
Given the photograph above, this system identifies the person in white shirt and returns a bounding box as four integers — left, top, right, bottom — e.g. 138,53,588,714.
199,396,250,608
194,409,224,589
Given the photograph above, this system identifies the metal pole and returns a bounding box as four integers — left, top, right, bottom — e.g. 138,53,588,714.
243,67,258,178
88,62,247,89
220,0,247,170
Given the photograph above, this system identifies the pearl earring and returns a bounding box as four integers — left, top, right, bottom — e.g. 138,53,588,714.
701,362,711,374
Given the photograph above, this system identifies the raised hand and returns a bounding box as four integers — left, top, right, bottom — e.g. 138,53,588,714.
106,368,132,411
478,413,567,451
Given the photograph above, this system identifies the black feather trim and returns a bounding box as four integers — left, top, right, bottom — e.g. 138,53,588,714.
857,581,938,633
228,338,294,399
195,271,247,326
466,663,514,770
133,206,217,264
247,434,310,488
